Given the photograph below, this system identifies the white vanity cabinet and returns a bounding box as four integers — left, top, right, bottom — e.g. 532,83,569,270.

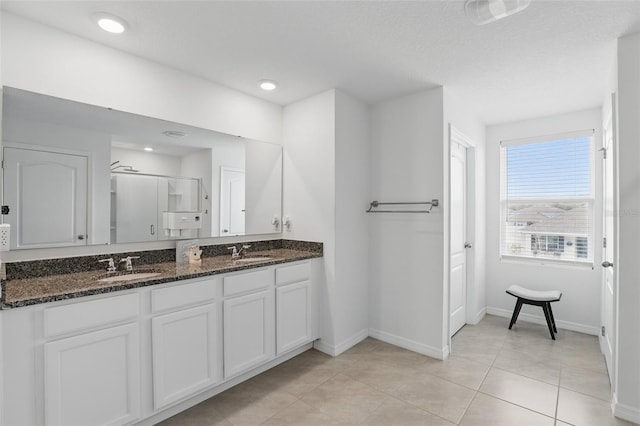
222,268,275,378
150,278,221,410
42,293,141,426
0,257,321,426
275,262,315,354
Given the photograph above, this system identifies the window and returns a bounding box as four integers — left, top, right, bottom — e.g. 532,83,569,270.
500,130,594,265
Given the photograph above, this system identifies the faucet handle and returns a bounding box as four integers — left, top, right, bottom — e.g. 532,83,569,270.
98,258,116,272
119,256,139,271
242,244,251,249
227,246,239,258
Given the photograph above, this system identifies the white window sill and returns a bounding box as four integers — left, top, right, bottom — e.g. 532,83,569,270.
500,255,594,270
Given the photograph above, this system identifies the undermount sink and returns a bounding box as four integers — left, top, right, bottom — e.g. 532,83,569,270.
97,271,161,283
233,257,273,263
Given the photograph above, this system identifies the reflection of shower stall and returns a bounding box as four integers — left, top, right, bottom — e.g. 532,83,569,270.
110,172,202,243
110,160,139,173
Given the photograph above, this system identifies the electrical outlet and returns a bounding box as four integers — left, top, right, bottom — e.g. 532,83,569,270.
0,224,10,251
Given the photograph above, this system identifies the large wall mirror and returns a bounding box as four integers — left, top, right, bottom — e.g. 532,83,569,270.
1,87,282,250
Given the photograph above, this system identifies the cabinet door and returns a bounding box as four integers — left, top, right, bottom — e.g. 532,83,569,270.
223,289,274,378
276,280,312,354
152,303,220,410
44,323,140,426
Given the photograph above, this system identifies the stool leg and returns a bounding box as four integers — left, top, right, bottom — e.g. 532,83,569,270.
547,302,558,333
542,303,556,340
509,299,523,330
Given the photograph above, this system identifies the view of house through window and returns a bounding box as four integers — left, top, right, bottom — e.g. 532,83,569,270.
500,131,594,264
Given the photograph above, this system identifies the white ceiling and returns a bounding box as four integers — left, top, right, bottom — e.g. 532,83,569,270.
2,1,640,125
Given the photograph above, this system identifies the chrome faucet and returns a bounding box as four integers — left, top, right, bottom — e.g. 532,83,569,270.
98,258,116,272
118,256,140,271
227,244,251,259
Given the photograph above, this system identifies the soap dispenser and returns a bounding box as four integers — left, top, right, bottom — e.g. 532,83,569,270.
188,245,202,264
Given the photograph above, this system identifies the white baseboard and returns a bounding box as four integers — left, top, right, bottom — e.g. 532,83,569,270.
612,393,640,424
313,328,369,356
368,328,448,360
468,307,487,325
486,306,599,336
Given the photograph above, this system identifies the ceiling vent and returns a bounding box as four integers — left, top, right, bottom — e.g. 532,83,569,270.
162,130,188,139
465,0,531,25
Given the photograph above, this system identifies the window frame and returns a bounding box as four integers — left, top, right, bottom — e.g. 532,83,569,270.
499,130,596,267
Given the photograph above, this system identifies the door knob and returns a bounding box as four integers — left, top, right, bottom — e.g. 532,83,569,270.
77,234,85,240
602,261,614,268
464,242,473,249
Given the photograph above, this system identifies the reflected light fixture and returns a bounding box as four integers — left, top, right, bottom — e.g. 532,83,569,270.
464,0,531,25
259,80,277,91
144,147,153,152
94,12,128,34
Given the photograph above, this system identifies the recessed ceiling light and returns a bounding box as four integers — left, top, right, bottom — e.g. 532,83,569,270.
259,80,277,91
93,12,128,34
162,130,188,138
144,147,153,152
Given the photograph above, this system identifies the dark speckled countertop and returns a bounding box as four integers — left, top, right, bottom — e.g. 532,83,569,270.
1,244,322,309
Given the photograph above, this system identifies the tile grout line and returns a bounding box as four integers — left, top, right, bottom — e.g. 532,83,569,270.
468,326,559,423
554,368,562,425
454,326,507,424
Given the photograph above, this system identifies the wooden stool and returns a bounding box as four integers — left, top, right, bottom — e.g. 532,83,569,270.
506,285,562,340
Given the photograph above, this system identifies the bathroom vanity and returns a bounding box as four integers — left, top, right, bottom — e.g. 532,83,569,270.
0,243,322,425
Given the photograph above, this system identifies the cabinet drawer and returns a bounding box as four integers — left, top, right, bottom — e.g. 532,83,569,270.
43,293,139,338
223,268,273,297
151,278,217,313
276,262,310,286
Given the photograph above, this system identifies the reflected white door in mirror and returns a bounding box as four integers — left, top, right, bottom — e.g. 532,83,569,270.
3,146,89,250
220,167,246,236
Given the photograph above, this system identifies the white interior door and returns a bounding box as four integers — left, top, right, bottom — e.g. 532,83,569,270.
450,140,468,336
601,94,617,385
3,147,88,249
220,167,245,236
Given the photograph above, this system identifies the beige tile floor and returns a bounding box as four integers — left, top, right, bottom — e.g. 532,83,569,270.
159,315,633,425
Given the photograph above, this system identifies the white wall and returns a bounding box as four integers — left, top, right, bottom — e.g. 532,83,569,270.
368,88,448,359
1,13,282,144
485,108,603,334
282,90,337,349
111,148,181,176
444,88,487,326
334,90,370,351
282,89,369,355
245,140,282,235
614,32,640,423
181,149,213,237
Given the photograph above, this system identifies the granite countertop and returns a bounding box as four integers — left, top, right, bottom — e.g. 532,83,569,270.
1,248,321,309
